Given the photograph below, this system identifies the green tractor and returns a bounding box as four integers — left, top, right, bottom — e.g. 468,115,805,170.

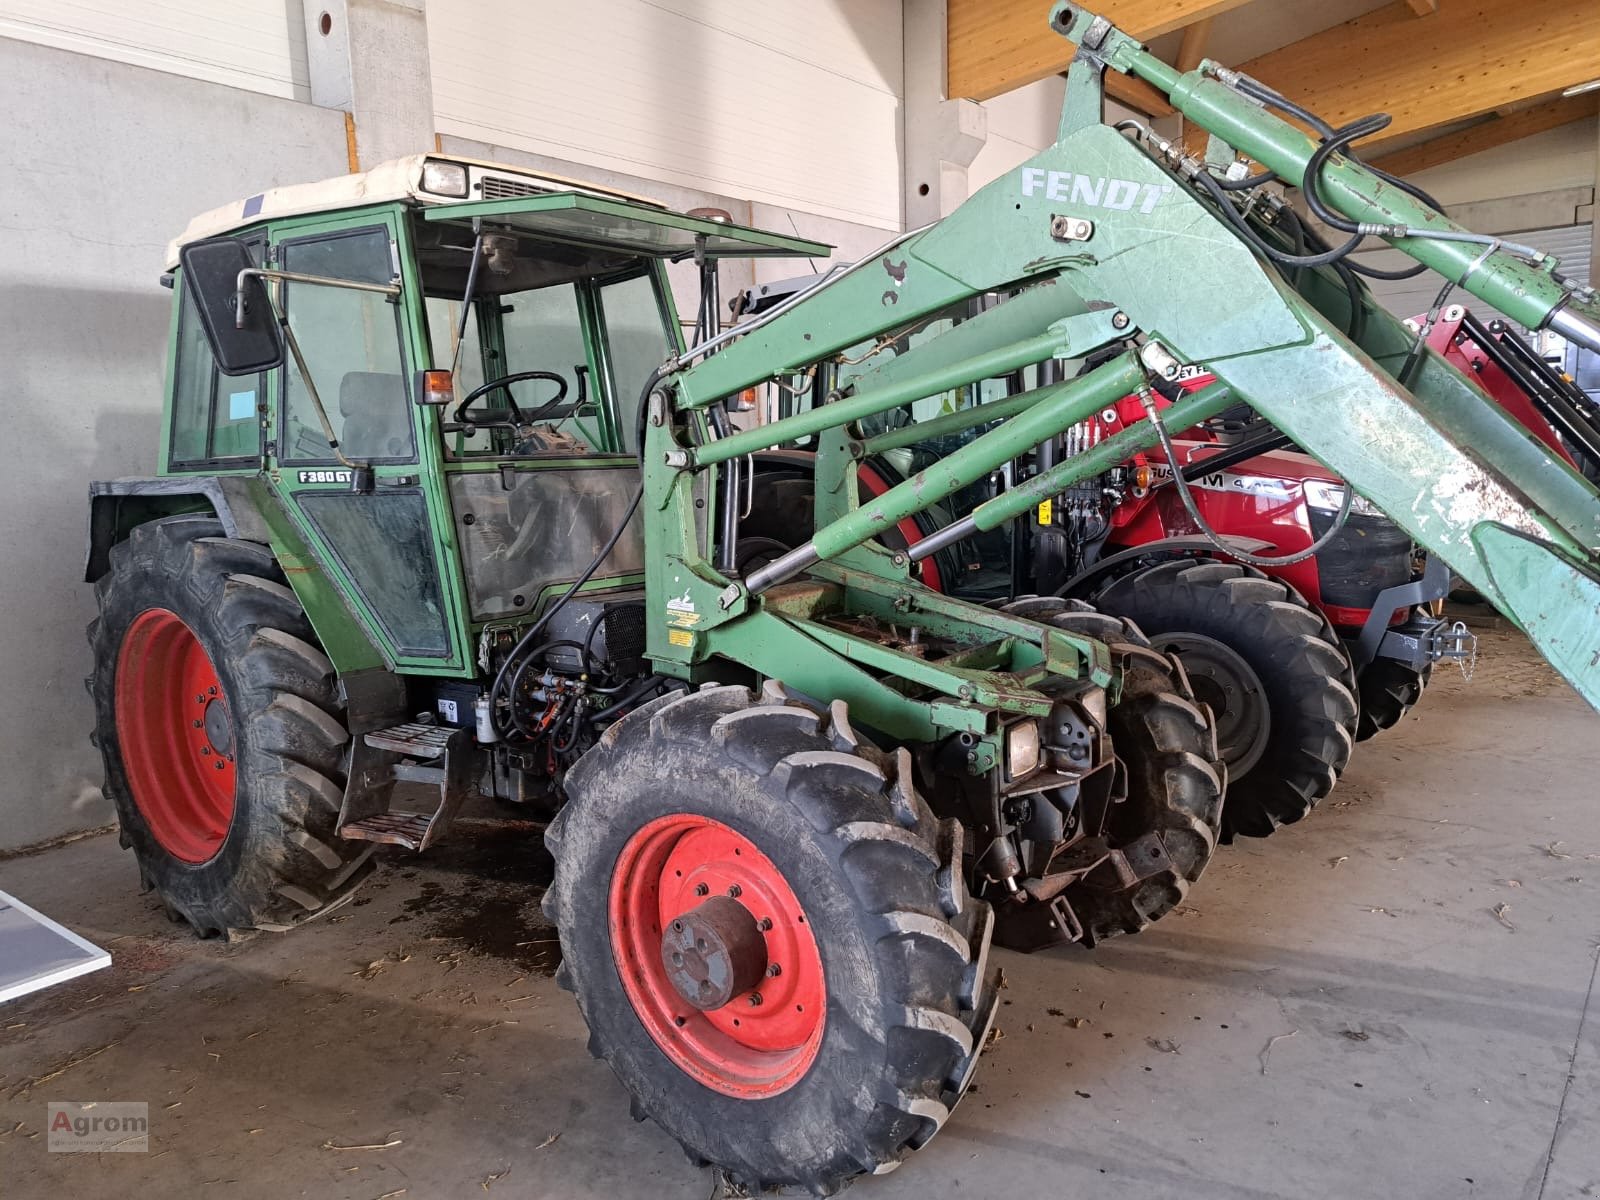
87,3,1600,1189
87,154,1222,1188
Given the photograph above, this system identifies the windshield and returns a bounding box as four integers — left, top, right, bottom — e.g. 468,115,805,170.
416,219,673,459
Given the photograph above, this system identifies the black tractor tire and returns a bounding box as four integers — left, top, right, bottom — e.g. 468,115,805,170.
88,515,373,936
543,684,997,1193
997,597,1226,940
1088,560,1359,841
1356,658,1432,741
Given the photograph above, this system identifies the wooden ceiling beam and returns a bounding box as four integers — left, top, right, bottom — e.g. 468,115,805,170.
946,0,1250,102
1175,17,1215,73
1239,0,1600,148
1106,71,1175,117
1368,93,1600,177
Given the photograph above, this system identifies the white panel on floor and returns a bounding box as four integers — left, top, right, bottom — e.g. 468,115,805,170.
0,0,308,99
0,889,109,1003
427,0,903,230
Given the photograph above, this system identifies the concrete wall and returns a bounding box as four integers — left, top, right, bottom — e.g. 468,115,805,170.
0,38,350,850
429,0,905,231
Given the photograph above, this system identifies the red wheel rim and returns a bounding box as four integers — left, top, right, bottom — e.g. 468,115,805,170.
609,815,826,1098
114,609,237,864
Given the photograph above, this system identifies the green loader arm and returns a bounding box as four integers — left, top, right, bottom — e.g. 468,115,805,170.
650,3,1600,712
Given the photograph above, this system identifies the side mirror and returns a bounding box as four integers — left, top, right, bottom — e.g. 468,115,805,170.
178,237,284,376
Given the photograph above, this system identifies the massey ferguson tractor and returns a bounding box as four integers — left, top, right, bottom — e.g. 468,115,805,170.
86,4,1600,1191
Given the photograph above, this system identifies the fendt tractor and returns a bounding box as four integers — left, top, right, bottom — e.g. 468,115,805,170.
87,4,1600,1191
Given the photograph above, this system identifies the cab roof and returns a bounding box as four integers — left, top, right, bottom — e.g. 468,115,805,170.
164,153,830,268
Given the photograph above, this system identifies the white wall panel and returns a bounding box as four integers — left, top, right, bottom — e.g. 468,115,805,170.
0,0,309,99
428,0,903,230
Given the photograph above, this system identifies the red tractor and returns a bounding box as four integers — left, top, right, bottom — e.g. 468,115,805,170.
737,290,1600,840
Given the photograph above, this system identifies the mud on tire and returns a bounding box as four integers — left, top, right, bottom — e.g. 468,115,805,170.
542,684,998,1193
88,516,371,936
1088,560,1359,841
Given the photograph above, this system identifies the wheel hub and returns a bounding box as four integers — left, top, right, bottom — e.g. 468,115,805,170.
608,814,827,1098
203,697,233,757
662,896,769,1011
114,609,237,863
1158,631,1271,779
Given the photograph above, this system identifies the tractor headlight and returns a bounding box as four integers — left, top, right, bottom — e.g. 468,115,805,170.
421,159,470,198
1005,720,1043,779
1304,479,1386,518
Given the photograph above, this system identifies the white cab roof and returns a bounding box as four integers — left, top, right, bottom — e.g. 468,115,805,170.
165,153,660,267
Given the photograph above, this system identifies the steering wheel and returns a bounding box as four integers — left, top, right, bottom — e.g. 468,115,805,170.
453,370,569,430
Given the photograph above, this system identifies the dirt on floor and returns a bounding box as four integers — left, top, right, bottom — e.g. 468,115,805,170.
2,612,1598,1200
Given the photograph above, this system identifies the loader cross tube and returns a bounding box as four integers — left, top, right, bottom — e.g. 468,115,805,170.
743,354,1145,594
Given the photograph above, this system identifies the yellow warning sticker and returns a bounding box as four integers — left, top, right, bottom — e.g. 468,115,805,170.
667,629,694,648
1037,498,1053,525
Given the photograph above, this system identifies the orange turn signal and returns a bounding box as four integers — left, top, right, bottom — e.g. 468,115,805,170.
1133,464,1152,490
419,369,454,407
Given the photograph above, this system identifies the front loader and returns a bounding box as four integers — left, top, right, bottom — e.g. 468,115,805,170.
85,3,1600,1191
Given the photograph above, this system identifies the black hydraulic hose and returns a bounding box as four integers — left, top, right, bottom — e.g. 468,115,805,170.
505,639,588,738
1302,113,1394,234
1229,77,1435,280
1140,386,1355,568
1195,169,1363,267
589,676,669,725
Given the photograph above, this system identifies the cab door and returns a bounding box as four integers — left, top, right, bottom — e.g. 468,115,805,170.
268,213,467,672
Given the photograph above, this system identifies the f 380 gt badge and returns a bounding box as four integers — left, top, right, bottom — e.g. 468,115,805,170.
1021,167,1172,215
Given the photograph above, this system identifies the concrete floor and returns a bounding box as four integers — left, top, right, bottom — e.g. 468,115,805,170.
2,617,1597,1200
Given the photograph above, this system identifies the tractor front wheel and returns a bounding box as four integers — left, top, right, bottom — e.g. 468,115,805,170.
88,516,372,935
1089,560,1359,841
1355,658,1432,740
997,597,1226,940
543,685,997,1192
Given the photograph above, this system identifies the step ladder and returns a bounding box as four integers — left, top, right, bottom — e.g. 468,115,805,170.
337,722,472,852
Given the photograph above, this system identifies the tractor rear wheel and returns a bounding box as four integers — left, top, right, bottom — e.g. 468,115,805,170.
543,685,997,1193
88,516,372,935
1355,658,1432,740
1088,560,1359,841
997,597,1226,940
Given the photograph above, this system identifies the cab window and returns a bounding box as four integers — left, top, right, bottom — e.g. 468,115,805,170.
278,227,414,464
599,272,673,454
169,239,265,468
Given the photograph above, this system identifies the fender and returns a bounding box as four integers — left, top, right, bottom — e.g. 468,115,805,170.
1054,534,1277,600
85,476,272,582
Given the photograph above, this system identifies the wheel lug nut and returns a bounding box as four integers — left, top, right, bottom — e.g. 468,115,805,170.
726,884,742,898
693,883,709,897
758,917,773,931
766,963,782,978
747,992,763,1006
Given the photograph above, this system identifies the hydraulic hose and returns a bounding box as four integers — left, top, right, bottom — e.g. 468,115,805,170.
1138,386,1354,568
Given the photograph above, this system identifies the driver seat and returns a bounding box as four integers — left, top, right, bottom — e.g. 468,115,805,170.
339,372,411,459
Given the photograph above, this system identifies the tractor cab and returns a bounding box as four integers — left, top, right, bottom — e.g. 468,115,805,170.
160,155,828,676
